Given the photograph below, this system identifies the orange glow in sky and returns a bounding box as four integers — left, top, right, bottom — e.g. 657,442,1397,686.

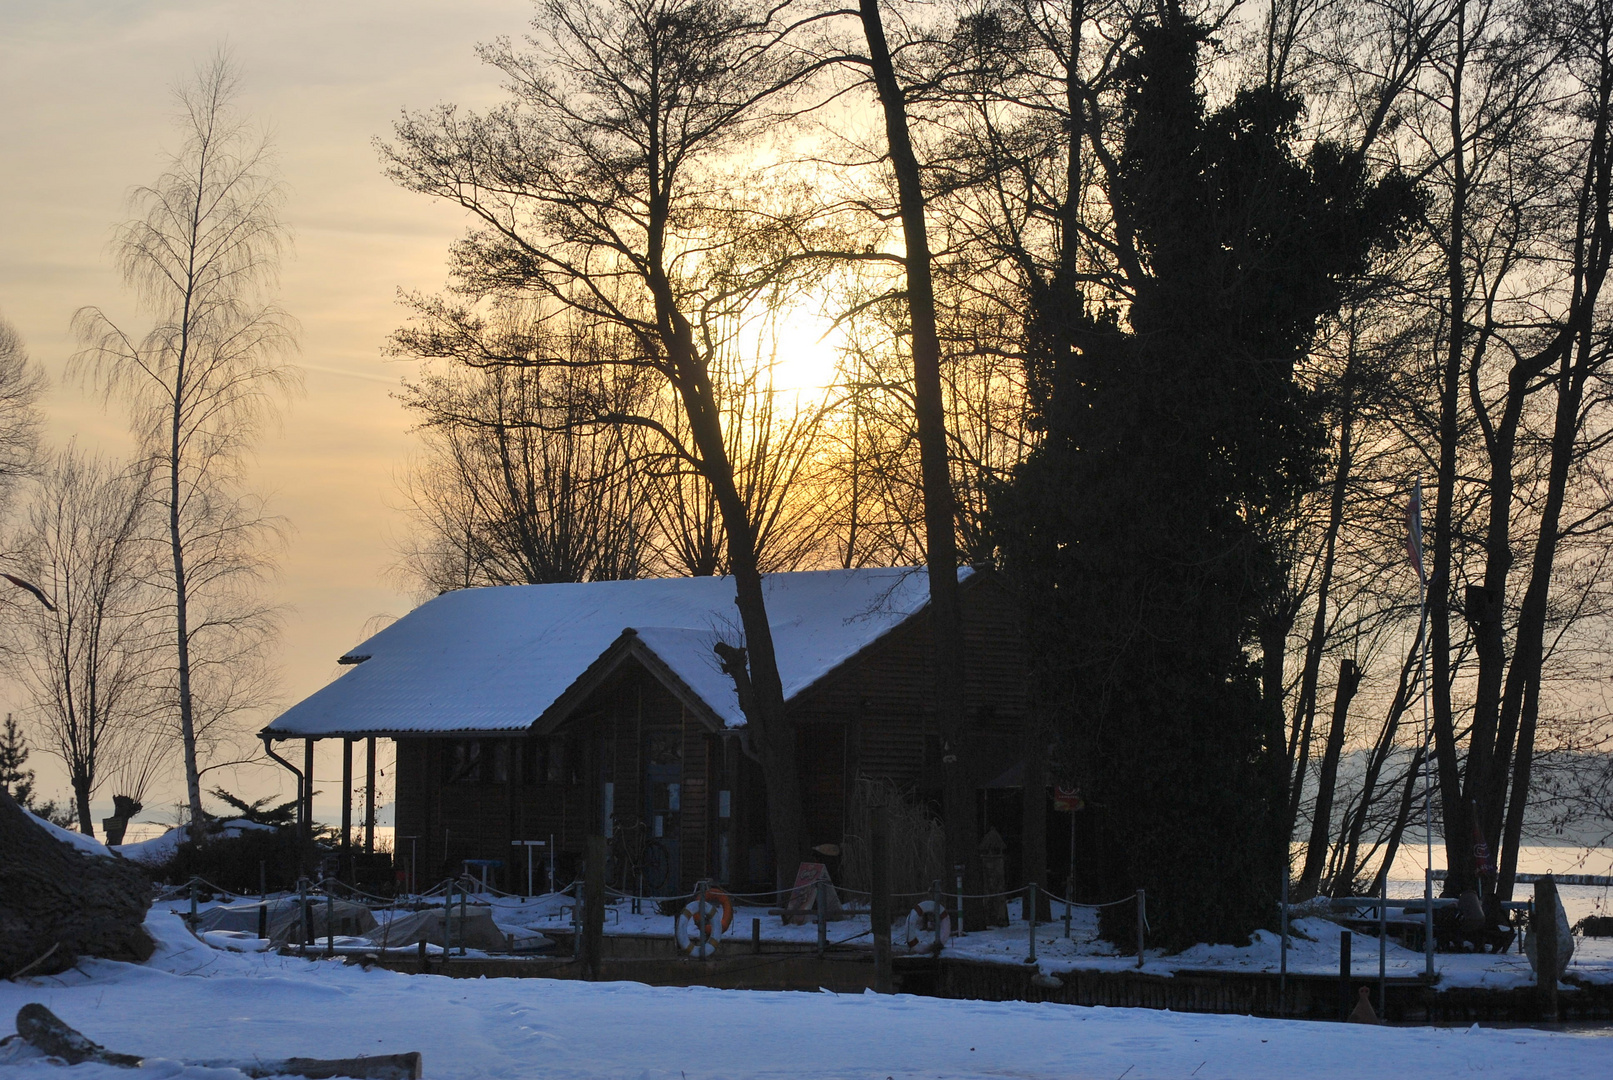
0,1,535,816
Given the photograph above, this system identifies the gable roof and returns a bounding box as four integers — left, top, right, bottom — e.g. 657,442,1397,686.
263,566,969,739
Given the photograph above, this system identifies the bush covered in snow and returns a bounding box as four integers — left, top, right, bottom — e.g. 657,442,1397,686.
129,819,310,893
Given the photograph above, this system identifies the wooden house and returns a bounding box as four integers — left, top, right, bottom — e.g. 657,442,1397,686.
261,566,1031,893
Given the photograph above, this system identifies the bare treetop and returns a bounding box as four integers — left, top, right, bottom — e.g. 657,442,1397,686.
69,54,298,829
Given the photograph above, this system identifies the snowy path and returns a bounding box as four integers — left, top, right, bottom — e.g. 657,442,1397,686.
1,911,1607,1080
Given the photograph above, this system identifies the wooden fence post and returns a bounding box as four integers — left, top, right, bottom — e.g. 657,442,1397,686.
1135,889,1146,968
1535,876,1559,1021
1338,930,1352,1020
871,806,892,993
583,834,605,980
1026,882,1038,965
817,880,828,956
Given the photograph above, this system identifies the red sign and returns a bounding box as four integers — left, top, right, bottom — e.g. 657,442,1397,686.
784,862,830,925
1053,787,1085,812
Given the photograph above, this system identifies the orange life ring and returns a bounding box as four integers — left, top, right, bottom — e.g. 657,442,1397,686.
675,893,731,958
702,886,734,933
905,899,952,949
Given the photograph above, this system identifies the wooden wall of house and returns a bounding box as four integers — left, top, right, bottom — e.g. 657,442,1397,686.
390,660,741,893
785,573,1030,840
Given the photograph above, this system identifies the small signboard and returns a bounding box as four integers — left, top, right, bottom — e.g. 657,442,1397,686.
783,861,844,924
1053,787,1085,812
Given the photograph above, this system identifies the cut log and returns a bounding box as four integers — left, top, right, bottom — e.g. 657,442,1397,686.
12,1005,423,1080
0,787,154,976
15,1003,142,1065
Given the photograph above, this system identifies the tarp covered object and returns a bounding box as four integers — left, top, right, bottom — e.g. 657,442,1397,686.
367,906,509,952
198,897,377,947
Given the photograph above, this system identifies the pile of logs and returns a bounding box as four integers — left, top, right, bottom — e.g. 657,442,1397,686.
0,787,154,977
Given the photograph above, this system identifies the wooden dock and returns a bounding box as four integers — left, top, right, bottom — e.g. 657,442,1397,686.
355,931,1613,1023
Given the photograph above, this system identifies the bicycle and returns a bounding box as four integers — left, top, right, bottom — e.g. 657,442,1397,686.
608,816,674,897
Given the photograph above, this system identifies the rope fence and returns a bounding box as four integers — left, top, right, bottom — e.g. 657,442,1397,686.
167,865,1161,970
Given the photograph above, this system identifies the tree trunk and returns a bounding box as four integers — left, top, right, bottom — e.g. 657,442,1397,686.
73,775,94,840
1021,718,1050,920
0,786,153,977
1335,631,1423,894
1498,338,1596,900
171,362,204,828
645,256,803,888
1369,746,1425,897
1297,659,1361,898
1430,4,1474,895
1285,354,1357,836
857,0,979,926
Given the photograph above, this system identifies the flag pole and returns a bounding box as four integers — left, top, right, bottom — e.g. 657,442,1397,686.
1418,570,1434,980
1406,477,1435,981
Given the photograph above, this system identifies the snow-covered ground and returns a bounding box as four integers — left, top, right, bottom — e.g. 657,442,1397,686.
2,907,1608,1080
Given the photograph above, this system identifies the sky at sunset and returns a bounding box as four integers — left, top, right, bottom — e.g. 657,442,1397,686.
0,0,541,821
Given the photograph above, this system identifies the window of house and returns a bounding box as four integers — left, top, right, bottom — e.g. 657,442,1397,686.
440,738,513,784
442,739,483,784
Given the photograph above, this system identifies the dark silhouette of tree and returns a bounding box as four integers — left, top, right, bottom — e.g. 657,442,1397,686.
994,4,1421,947
383,0,825,883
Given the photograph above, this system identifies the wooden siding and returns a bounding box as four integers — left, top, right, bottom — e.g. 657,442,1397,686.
785,573,1029,822
390,661,729,892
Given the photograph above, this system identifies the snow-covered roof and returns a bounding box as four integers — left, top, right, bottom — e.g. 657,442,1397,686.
264,566,966,738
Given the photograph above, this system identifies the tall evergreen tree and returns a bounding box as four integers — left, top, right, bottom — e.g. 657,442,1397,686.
0,714,37,808
995,8,1420,948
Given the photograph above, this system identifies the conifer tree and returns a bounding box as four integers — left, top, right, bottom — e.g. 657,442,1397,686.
0,713,37,808
995,6,1420,947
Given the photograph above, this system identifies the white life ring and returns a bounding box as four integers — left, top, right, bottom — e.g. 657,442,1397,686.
904,899,952,949
675,898,727,958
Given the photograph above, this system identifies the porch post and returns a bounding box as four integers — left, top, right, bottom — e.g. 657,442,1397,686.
365,737,377,855
341,737,354,881
302,737,315,853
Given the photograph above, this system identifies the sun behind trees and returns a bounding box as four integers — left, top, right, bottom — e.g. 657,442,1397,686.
383,0,835,883
381,0,1613,946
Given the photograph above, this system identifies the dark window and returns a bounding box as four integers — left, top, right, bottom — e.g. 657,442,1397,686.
440,738,514,784
442,739,482,784
520,738,544,786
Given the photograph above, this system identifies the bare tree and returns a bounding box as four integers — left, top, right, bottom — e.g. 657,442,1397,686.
851,0,980,918
384,0,828,882
11,450,164,836
394,308,658,592
0,315,47,618
72,56,298,827
0,316,44,523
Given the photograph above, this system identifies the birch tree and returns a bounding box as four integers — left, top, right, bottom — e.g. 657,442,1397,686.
0,315,46,616
72,56,298,828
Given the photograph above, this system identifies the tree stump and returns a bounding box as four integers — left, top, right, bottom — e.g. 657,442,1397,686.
0,787,154,977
